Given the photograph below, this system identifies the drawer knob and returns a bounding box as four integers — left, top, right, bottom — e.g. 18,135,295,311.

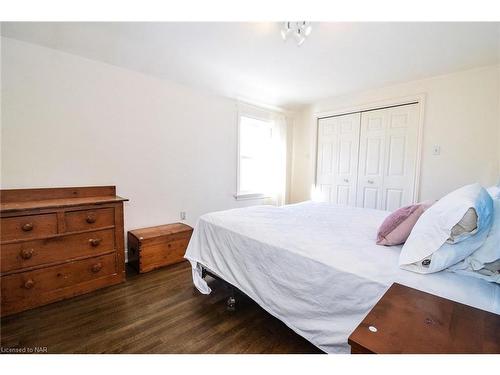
20,248,34,260
86,215,96,224
22,223,34,232
91,263,102,273
89,238,102,247
23,278,35,289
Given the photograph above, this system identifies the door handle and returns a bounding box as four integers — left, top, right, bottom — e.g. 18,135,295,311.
343,178,349,183
367,180,374,184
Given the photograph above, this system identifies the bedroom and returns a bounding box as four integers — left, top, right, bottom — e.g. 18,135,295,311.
1,0,499,372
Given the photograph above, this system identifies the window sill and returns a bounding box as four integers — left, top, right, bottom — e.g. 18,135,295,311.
234,193,271,201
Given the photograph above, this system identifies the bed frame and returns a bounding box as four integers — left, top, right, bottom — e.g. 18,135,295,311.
201,266,242,311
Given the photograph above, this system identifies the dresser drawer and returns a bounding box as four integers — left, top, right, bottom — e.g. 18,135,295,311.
1,213,58,242
1,229,115,274
65,207,114,232
1,253,117,305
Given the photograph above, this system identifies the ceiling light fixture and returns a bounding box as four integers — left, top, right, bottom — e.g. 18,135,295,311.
281,22,312,46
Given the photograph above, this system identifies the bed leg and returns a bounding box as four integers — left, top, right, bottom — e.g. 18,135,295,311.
226,287,237,312
227,296,236,312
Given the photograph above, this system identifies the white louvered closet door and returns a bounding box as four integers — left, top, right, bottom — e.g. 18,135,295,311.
316,113,361,205
356,104,419,210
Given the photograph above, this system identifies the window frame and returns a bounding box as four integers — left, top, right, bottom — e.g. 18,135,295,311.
235,106,275,201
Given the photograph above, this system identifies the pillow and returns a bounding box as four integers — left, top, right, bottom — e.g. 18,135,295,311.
447,207,478,243
466,198,500,269
486,185,500,199
449,260,500,284
376,202,432,246
399,183,494,274
448,198,500,283
480,260,500,275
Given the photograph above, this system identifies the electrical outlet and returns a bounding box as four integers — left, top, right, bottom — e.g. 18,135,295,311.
432,145,441,155
180,211,186,220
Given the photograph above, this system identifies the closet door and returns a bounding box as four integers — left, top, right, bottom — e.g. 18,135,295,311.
382,104,419,211
316,113,361,205
356,104,419,210
356,109,387,209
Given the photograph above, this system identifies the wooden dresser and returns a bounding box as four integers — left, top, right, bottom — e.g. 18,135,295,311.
0,186,128,317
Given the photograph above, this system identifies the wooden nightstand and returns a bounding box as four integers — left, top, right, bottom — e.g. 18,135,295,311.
348,283,500,354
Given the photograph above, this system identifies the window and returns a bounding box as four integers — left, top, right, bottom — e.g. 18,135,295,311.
236,114,276,199
235,103,288,205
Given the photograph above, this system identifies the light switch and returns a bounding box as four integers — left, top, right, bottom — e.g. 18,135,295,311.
432,145,441,155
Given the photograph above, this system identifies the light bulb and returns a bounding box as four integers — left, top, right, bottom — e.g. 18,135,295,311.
304,24,312,36
293,29,305,46
299,22,312,36
280,28,288,40
281,22,291,41
280,21,311,45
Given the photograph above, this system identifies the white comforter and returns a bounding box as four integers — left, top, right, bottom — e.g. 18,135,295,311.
185,201,500,353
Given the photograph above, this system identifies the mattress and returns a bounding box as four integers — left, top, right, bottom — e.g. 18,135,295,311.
184,201,500,353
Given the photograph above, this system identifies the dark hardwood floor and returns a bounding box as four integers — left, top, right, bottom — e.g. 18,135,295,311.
1,262,322,354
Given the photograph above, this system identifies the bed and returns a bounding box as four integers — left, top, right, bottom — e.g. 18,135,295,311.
184,201,500,353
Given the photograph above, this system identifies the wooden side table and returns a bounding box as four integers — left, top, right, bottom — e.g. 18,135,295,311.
348,283,500,354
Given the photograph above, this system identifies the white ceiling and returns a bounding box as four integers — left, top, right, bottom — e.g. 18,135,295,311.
2,22,500,109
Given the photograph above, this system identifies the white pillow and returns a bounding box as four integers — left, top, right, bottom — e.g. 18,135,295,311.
449,198,500,283
448,207,478,244
487,185,500,199
449,260,500,284
399,183,494,274
467,198,500,269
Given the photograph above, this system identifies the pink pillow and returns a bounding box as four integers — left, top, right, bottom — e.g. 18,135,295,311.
377,202,433,246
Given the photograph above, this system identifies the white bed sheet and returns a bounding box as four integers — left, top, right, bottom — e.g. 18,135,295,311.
184,201,500,353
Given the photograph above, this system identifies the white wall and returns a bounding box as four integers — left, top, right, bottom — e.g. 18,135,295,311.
1,37,292,239
291,65,500,203
3,36,499,237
